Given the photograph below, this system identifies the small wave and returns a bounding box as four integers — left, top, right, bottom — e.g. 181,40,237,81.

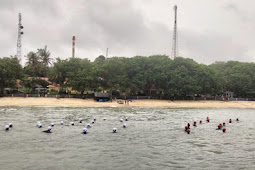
193,143,208,147
208,150,224,154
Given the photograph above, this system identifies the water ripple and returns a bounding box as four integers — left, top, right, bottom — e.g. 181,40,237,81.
0,107,255,169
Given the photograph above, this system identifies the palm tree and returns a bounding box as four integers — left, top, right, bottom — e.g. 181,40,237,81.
25,51,41,76
26,51,39,67
37,45,52,66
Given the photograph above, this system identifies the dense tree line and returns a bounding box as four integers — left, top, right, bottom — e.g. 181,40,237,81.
1,47,255,98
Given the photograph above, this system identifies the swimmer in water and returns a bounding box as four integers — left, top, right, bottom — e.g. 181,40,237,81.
82,128,87,134
216,124,222,130
37,122,42,128
5,125,9,131
9,123,13,128
185,125,189,131
70,122,74,126
222,128,226,133
123,123,127,128
87,123,91,128
125,117,128,121
61,121,64,125
50,122,54,127
37,123,42,128
113,128,117,133
43,126,52,133
79,118,83,123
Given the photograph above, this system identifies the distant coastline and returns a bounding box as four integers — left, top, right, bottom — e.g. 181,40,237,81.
0,97,255,108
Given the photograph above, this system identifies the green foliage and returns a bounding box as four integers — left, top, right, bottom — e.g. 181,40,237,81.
0,57,23,94
24,46,52,77
2,46,255,98
210,61,255,97
94,55,106,65
37,45,52,66
65,58,95,94
21,78,49,94
48,58,68,87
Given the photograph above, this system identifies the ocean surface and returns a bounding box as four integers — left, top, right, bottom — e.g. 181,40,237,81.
0,107,255,170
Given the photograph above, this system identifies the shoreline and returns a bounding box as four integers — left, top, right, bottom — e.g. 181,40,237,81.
0,97,255,108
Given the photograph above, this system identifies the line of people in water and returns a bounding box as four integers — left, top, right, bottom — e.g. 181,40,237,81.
4,116,129,133
31,117,128,133
184,116,239,134
38,117,127,134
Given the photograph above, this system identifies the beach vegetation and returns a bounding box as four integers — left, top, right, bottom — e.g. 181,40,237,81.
1,50,255,99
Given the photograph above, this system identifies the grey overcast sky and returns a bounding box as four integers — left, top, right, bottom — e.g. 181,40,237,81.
0,0,255,65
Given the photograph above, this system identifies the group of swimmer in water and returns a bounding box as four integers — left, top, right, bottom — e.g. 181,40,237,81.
4,123,12,131
33,117,128,134
4,116,128,133
184,117,239,134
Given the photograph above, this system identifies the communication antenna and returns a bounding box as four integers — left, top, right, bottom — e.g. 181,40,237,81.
17,13,24,63
171,5,178,59
72,36,75,58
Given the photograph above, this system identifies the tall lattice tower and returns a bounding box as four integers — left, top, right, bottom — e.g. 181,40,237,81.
17,13,24,63
171,5,178,59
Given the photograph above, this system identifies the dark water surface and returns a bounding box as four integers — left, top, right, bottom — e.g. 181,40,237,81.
0,107,255,170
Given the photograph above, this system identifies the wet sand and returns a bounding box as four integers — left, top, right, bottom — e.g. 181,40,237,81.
0,97,254,108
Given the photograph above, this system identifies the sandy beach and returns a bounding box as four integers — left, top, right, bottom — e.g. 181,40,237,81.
0,97,255,108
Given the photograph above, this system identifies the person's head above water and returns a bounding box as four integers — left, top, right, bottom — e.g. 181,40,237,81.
43,126,52,133
83,128,87,134
222,128,226,133
5,125,9,131
79,118,83,123
37,123,42,128
113,128,117,133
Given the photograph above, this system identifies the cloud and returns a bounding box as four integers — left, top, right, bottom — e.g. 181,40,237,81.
0,0,254,65
180,29,249,64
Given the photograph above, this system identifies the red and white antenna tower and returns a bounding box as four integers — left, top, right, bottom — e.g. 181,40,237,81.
171,5,178,59
72,36,75,58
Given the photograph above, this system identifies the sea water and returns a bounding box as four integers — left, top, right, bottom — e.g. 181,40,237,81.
0,107,255,169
